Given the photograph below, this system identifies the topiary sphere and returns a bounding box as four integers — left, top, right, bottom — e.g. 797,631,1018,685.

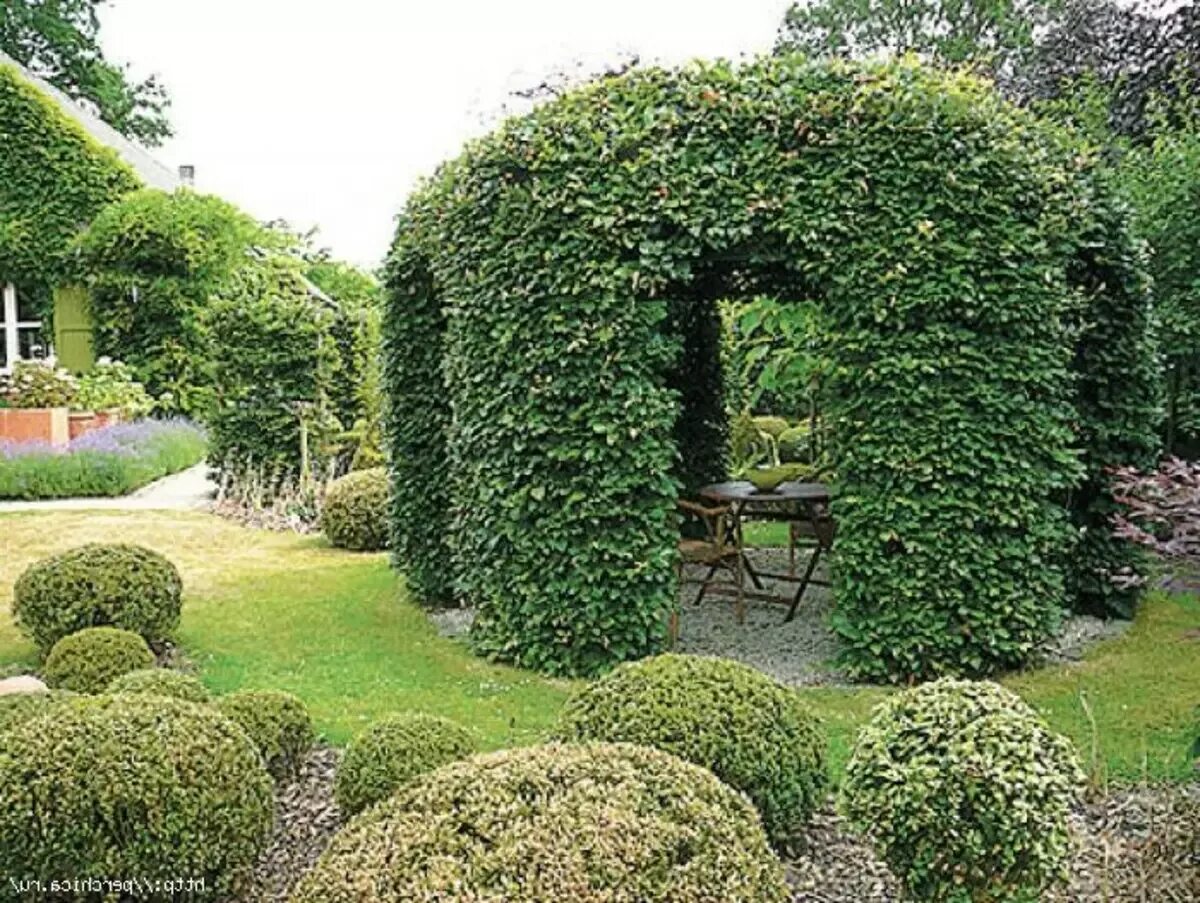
0,690,74,735
12,543,182,652
335,712,476,816
216,689,315,781
293,742,789,902
43,627,155,693
106,668,211,703
321,467,390,551
0,694,273,898
840,678,1085,903
555,653,825,849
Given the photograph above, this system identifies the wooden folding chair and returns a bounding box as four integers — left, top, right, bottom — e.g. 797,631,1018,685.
672,499,744,641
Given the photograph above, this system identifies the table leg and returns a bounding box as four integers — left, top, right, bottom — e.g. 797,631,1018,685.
734,504,746,624
786,542,822,623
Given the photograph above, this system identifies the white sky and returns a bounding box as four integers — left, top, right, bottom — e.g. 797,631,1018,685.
101,0,793,269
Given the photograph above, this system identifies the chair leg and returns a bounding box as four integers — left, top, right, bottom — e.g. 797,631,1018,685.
740,553,764,590
694,563,719,606
789,523,797,577
785,546,822,623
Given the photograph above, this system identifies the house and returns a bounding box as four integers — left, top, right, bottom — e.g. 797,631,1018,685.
0,48,185,375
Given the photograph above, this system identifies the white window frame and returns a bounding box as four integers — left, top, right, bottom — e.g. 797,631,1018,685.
1,282,45,375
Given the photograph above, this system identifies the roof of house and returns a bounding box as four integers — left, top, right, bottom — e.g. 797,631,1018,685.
0,48,179,191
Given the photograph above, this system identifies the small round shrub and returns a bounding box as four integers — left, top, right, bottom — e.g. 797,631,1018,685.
335,712,476,815
777,425,811,463
0,694,273,898
216,689,315,781
13,543,183,652
321,467,389,551
751,415,790,439
42,627,155,693
840,678,1085,903
554,653,826,849
293,742,789,902
107,668,211,703
0,690,73,735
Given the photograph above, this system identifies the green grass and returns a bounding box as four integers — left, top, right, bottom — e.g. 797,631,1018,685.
1,510,1196,781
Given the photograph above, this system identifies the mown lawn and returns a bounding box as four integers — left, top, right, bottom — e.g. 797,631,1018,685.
2,510,1197,782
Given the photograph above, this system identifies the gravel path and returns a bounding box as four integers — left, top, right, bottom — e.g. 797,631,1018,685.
0,462,214,513
431,548,1132,686
246,748,1199,901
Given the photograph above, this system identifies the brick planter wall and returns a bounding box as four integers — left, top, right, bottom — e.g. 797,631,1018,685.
0,408,69,446
68,409,122,441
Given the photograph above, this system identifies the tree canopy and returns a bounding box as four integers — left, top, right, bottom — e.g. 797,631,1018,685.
0,0,171,146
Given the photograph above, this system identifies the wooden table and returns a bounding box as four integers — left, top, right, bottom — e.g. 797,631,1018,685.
697,481,833,622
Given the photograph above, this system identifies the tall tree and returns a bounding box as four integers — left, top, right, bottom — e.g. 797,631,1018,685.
0,0,171,146
775,0,1060,75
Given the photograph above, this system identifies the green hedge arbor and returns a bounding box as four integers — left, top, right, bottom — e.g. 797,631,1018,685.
384,57,1158,680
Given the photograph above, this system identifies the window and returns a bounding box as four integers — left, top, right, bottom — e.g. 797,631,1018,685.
1,283,48,374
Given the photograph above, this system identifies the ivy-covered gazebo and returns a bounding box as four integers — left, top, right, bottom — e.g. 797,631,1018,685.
384,56,1158,681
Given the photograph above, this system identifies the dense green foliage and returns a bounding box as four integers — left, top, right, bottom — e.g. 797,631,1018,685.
555,654,825,849
0,0,172,145
0,360,78,407
321,467,390,551
841,679,1084,903
0,419,207,501
386,56,1154,678
76,189,269,414
42,626,155,693
12,542,182,652
334,712,476,815
0,690,73,736
75,358,154,416
215,689,316,781
0,62,138,313
205,257,338,478
0,695,273,899
106,667,211,703
294,743,789,902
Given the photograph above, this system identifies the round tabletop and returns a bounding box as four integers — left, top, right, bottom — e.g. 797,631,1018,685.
698,481,831,505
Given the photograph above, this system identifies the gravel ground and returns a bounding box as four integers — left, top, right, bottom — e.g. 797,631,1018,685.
246,747,1199,901
430,548,1132,686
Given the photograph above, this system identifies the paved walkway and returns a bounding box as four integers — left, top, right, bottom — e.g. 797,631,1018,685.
0,463,214,513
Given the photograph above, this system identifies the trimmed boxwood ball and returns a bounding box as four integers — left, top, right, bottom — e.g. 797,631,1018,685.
0,694,273,898
12,543,182,652
216,689,315,781
321,467,390,551
42,626,155,693
0,690,73,735
335,712,476,816
106,668,211,703
293,742,789,902
840,678,1085,903
554,654,825,849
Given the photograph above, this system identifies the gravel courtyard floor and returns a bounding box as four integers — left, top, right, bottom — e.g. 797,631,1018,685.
249,747,1200,901
432,547,1131,686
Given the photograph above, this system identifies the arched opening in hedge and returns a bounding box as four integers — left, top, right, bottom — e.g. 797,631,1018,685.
384,57,1158,681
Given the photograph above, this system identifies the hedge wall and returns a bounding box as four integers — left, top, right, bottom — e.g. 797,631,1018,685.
385,57,1156,679
0,63,139,313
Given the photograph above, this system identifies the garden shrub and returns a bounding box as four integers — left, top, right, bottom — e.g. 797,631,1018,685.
334,712,476,815
0,690,73,735
386,55,1155,679
293,743,789,902
74,358,155,417
12,542,182,652
840,678,1085,903
554,654,825,848
204,256,339,479
75,189,273,415
0,62,139,315
42,626,155,693
0,361,78,408
321,467,390,551
106,668,211,703
0,694,273,898
215,689,315,781
0,419,207,501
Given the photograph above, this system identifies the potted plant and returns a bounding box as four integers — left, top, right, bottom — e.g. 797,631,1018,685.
69,358,154,439
0,361,77,446
729,410,808,493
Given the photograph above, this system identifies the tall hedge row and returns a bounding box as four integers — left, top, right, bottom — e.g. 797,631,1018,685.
0,63,139,313
385,57,1156,679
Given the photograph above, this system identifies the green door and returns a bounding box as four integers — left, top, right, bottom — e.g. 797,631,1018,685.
53,285,95,373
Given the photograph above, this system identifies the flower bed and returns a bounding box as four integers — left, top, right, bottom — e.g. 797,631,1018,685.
0,419,206,500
